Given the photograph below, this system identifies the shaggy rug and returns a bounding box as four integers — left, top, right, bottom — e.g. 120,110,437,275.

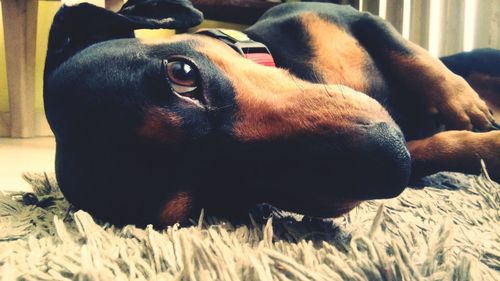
0,165,499,280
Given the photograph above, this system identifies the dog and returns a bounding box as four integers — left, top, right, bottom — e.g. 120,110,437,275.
44,0,499,227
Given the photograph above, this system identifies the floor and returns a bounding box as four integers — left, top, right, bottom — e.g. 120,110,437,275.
0,137,56,192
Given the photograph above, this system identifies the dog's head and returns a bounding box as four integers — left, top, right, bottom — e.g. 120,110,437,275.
44,0,410,227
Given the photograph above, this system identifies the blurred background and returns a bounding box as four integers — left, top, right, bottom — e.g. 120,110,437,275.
0,0,498,189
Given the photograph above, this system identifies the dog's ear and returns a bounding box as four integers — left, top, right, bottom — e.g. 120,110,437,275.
45,0,203,75
119,0,203,29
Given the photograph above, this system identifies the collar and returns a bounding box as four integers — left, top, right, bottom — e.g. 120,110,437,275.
195,28,276,67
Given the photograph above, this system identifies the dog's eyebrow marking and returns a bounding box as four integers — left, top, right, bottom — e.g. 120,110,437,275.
138,107,184,143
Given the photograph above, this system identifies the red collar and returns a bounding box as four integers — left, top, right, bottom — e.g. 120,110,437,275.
196,28,276,67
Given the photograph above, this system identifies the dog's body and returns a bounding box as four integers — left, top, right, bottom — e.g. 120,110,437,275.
44,0,499,227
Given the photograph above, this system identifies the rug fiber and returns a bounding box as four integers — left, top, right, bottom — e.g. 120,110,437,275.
0,166,499,280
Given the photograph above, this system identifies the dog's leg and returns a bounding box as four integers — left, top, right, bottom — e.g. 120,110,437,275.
408,130,500,181
440,49,500,123
351,13,494,131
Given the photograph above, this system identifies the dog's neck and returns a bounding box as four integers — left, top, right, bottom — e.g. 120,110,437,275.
195,28,276,67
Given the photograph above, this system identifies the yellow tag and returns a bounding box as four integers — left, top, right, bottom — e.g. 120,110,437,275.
218,29,250,42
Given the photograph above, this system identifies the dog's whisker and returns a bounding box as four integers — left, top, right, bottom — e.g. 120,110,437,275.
335,83,346,99
291,76,306,95
311,68,337,98
311,69,323,84
207,104,235,112
322,83,333,98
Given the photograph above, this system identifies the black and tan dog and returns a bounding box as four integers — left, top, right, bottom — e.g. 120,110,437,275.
44,0,499,227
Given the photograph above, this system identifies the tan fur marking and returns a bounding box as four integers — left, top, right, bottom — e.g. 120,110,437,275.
194,35,394,142
139,107,184,143
159,192,192,226
300,13,369,92
408,130,500,181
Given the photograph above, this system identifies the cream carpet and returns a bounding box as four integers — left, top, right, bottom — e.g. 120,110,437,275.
0,165,499,280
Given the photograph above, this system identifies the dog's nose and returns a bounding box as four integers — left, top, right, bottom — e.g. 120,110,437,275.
343,121,411,199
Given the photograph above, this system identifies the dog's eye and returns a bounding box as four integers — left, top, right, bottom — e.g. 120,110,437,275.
165,60,198,95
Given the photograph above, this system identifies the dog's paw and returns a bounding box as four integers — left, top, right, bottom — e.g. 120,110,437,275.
427,75,494,131
429,75,494,131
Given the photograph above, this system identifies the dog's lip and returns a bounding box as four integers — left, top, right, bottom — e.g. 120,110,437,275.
319,199,361,217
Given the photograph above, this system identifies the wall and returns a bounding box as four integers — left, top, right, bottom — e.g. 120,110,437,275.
0,4,7,113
